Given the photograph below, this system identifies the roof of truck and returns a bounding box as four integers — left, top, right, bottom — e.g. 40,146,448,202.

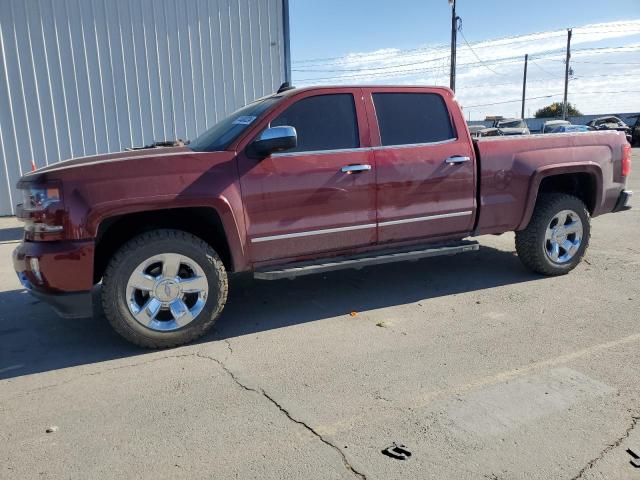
282,85,454,93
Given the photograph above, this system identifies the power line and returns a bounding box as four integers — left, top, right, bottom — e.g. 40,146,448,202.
296,53,550,83
459,28,506,76
463,90,640,109
564,60,640,65
292,25,640,67
574,29,640,35
292,55,450,73
292,33,565,68
530,60,557,78
292,43,449,66
291,29,572,66
457,71,640,90
465,94,559,108
294,45,640,83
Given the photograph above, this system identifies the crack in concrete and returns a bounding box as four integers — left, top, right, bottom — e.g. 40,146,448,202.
259,389,367,480
571,414,640,479
8,346,366,478
196,353,367,480
223,339,233,354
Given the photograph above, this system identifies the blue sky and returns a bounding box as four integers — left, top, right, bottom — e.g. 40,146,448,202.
289,1,640,119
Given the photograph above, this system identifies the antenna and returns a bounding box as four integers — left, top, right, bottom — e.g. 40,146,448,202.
277,82,295,93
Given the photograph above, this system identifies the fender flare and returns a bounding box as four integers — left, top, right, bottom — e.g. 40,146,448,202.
517,162,603,230
89,195,249,272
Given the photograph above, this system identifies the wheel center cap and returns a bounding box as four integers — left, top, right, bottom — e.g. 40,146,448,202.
154,279,181,302
553,227,567,243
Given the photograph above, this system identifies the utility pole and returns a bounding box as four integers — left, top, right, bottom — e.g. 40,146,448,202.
449,0,458,92
562,28,572,119
521,54,528,119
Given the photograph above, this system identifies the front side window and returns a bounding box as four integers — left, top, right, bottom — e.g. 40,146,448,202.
373,92,455,147
270,94,359,153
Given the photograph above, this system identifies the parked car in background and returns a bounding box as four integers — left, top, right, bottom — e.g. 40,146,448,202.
476,127,503,137
549,125,591,134
587,116,632,143
629,114,640,146
492,118,530,135
467,124,487,139
541,119,571,134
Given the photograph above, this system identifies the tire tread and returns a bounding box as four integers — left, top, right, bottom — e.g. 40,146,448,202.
515,193,590,276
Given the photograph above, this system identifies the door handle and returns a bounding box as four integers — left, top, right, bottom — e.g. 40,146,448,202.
445,155,471,164
341,164,372,174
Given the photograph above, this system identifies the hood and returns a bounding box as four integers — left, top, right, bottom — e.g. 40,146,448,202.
25,146,192,176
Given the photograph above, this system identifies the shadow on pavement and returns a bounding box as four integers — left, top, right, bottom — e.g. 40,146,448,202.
0,245,541,380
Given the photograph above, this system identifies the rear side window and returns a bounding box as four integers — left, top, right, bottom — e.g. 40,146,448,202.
271,94,359,153
373,93,455,146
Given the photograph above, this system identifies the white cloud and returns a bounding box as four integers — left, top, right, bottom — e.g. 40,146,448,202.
293,20,640,119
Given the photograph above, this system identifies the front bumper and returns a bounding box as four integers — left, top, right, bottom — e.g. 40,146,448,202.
17,272,92,318
13,239,95,318
612,190,633,212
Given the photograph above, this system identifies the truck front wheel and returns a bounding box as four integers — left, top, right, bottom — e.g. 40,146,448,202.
515,193,591,276
102,229,228,348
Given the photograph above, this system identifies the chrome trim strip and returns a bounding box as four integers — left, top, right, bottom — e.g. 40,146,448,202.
269,138,459,158
251,210,473,243
251,223,376,243
271,147,371,158
378,210,472,227
371,138,458,150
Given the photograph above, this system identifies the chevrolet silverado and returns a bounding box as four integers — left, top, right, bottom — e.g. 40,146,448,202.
13,85,633,347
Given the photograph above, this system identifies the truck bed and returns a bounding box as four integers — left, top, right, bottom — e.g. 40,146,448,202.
473,130,628,235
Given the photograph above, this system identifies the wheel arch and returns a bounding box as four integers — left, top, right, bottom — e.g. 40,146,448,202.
93,205,245,284
517,163,602,231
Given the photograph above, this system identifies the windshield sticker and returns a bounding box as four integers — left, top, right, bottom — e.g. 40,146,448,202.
232,116,257,125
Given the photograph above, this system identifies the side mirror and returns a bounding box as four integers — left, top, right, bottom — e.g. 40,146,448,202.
250,126,297,157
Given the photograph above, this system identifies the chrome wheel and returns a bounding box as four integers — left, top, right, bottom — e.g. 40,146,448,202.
125,253,209,331
544,209,583,264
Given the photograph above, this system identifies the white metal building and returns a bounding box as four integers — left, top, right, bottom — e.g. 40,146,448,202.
0,0,290,215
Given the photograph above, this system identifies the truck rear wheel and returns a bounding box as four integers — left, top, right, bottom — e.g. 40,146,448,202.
515,193,590,276
102,229,228,348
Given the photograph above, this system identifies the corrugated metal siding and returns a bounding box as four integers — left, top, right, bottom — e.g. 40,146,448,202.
0,0,286,215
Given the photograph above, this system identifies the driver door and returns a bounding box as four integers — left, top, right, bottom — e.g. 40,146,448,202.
236,89,376,264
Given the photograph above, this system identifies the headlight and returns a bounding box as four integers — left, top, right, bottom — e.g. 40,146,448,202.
21,187,61,211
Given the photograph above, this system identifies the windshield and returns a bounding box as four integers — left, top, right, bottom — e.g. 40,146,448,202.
189,96,281,152
497,120,526,128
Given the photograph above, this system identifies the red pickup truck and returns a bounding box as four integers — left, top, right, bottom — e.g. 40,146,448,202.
13,85,633,348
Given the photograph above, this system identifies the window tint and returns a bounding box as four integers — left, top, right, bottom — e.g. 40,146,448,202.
271,94,359,153
372,93,455,146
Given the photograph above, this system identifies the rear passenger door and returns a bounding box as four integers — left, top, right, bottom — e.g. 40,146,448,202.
367,88,476,243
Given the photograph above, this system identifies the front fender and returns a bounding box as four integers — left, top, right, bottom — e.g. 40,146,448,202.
86,194,249,273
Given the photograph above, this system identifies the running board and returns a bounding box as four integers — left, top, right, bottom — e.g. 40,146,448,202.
254,241,479,280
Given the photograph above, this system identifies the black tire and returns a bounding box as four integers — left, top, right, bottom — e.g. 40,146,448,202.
515,193,591,276
102,229,228,348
